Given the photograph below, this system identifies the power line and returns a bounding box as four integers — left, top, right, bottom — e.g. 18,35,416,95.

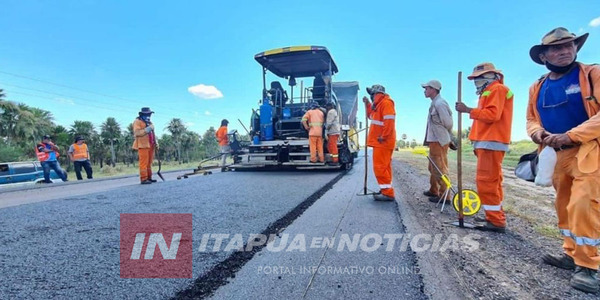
0,69,224,122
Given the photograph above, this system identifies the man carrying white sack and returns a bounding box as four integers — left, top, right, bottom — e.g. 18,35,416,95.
526,27,600,293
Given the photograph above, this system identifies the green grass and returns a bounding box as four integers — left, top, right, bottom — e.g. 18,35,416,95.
409,139,538,168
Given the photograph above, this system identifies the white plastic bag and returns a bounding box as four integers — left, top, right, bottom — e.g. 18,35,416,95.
535,146,557,187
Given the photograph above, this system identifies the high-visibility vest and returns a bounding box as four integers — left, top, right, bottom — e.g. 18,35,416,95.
72,143,89,160
35,146,49,162
36,143,59,162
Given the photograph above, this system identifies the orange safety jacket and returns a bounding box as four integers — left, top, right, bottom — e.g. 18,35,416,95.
302,109,325,137
366,93,396,149
36,143,59,162
72,143,89,160
527,63,600,173
468,80,513,144
132,118,155,150
216,126,229,146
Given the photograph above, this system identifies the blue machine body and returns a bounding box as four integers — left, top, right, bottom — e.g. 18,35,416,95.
260,100,274,141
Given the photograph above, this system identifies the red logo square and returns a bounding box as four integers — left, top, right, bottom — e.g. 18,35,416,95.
120,213,193,278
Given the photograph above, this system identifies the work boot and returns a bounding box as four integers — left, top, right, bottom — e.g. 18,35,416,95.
140,180,152,185
148,178,158,183
570,266,599,294
542,253,575,270
374,194,395,201
475,221,506,233
423,191,438,197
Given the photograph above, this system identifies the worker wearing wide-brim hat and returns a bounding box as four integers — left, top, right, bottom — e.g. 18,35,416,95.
362,84,397,201
132,107,157,184
456,62,514,233
525,27,600,293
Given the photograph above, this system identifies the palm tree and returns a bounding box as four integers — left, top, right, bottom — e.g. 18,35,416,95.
166,118,186,163
101,117,121,167
0,99,21,145
69,120,96,139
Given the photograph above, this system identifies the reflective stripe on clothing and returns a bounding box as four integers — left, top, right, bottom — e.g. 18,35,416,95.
366,93,396,149
473,141,510,152
373,147,395,197
560,229,600,246
468,81,513,145
482,204,502,211
383,115,395,120
303,109,325,137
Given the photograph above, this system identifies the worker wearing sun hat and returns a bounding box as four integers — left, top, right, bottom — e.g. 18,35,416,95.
525,27,600,294
455,62,514,233
132,107,157,184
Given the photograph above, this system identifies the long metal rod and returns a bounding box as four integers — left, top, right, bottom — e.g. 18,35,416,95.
238,119,250,135
363,111,369,195
457,71,464,227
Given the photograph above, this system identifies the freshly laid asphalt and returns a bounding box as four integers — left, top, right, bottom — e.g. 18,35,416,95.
1,155,426,299
0,169,341,299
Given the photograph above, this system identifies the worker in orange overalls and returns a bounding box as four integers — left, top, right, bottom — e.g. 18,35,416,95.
455,63,513,233
302,101,325,163
363,84,396,201
325,102,340,164
215,119,230,171
132,107,157,184
526,27,600,293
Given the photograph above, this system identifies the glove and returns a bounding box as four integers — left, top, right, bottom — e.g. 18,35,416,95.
145,126,153,133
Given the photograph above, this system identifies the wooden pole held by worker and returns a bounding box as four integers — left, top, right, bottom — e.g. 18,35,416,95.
457,71,464,227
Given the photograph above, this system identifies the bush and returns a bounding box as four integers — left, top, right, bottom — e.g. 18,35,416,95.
0,142,27,162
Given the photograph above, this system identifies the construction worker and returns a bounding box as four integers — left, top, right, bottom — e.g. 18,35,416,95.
421,80,453,203
216,119,230,171
132,107,157,184
36,135,68,183
302,101,325,163
455,63,513,233
362,84,396,201
526,27,600,293
68,136,93,180
325,102,340,164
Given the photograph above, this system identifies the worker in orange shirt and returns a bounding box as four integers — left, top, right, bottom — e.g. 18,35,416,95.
215,119,230,171
302,101,325,163
456,63,513,233
526,27,599,293
363,84,396,201
132,107,157,184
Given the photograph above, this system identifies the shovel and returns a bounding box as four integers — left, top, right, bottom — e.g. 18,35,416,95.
155,146,165,181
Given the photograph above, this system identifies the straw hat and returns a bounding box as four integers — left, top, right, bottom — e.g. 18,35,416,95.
467,62,503,80
529,27,588,65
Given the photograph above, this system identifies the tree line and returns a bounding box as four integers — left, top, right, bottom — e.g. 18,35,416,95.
0,89,222,168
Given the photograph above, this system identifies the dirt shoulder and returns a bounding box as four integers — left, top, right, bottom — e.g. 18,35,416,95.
392,151,597,300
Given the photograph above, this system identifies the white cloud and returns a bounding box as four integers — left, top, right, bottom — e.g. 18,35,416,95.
204,110,211,116
590,16,600,27
56,98,75,105
187,84,223,99
185,122,195,127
